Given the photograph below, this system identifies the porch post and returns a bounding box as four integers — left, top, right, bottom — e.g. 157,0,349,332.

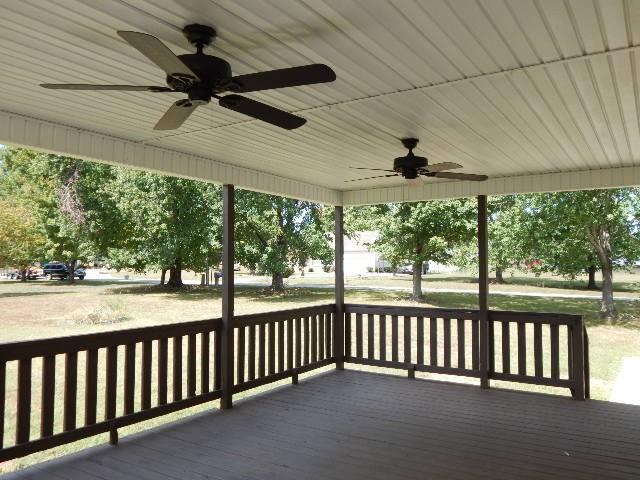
221,184,235,409
478,195,490,389
334,206,345,370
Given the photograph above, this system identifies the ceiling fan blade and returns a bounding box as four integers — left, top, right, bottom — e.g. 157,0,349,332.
41,84,174,92
348,167,397,173
426,172,488,182
344,174,399,183
219,94,306,130
421,162,462,173
118,31,199,80
229,64,336,93
154,100,198,130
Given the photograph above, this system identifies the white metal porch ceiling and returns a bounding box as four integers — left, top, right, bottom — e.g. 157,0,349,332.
1,0,640,205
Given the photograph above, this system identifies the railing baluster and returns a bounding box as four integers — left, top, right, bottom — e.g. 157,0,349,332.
248,325,256,381
534,323,543,378
501,321,510,374
214,330,222,391
366,314,374,359
344,313,351,358
472,319,479,370
141,341,152,409
158,338,168,405
355,313,363,358
403,316,411,364
259,323,266,377
319,314,325,360
0,361,4,448
105,346,117,420
278,320,285,372
287,320,293,371
391,315,399,362
295,317,302,368
124,344,135,415
417,317,424,365
325,313,332,359
84,350,98,426
187,334,197,397
517,322,526,375
443,318,451,367
16,358,31,444
550,324,560,379
268,322,276,375
64,351,78,431
567,325,574,379
430,318,437,366
304,316,311,365
379,315,387,361
173,336,182,401
201,332,210,394
41,355,56,436
457,319,465,370
311,315,318,363
237,326,245,385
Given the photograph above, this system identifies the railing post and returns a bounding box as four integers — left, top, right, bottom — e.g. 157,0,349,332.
571,319,586,400
334,205,345,370
478,195,490,389
221,184,235,409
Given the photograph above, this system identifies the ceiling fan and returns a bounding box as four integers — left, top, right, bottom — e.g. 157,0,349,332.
346,138,488,183
41,24,336,130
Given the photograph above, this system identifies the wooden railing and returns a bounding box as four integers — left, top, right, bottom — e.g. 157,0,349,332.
0,319,222,462
0,304,335,463
233,305,335,392
344,304,482,378
0,303,588,463
488,310,589,399
343,304,589,399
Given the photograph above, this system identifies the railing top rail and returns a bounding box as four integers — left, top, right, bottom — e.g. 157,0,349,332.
233,304,336,327
488,310,583,326
344,304,480,320
0,317,222,361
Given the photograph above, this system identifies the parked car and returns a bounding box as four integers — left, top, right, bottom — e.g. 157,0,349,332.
396,265,413,275
42,263,86,280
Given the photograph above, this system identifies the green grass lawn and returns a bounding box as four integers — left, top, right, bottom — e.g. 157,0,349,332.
0,278,638,473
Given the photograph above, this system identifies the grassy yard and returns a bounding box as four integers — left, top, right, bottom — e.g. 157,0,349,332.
0,278,638,472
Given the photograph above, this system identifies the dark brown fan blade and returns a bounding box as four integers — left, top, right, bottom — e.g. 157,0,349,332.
344,174,399,182
118,31,199,80
425,172,488,181
219,94,306,130
154,100,198,130
349,167,396,173
229,64,336,93
420,161,462,173
41,84,174,92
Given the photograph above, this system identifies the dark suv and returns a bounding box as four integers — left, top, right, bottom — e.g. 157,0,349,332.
42,263,86,280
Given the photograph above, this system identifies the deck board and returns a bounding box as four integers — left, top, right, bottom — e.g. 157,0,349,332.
4,370,640,480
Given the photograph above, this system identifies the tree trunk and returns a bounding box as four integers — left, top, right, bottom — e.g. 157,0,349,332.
600,262,616,319
67,260,75,284
412,260,423,299
495,267,505,284
271,272,285,291
160,269,167,286
20,268,27,282
589,228,617,319
166,259,183,288
587,265,597,290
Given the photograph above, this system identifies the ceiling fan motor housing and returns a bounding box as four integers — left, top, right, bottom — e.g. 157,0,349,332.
393,155,427,179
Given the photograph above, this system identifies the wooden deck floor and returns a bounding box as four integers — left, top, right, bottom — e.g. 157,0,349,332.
5,370,640,480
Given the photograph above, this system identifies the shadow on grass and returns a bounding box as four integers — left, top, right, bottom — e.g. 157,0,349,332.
0,291,72,298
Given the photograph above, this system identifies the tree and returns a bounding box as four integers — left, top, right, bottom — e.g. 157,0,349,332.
105,171,222,287
235,191,332,291
371,200,476,299
522,189,640,319
0,199,46,280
